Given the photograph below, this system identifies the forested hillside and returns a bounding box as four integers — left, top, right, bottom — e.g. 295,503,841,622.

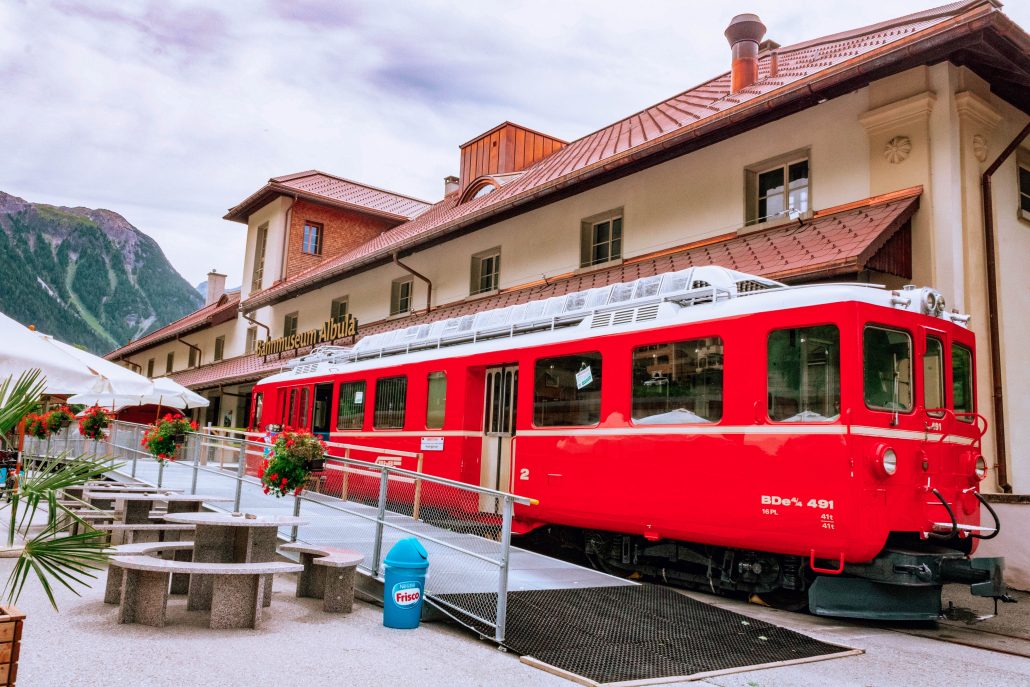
0,191,203,354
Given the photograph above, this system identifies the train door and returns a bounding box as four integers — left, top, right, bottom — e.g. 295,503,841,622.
480,365,518,513
311,383,333,440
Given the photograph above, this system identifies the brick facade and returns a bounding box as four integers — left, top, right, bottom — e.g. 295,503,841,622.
285,199,396,279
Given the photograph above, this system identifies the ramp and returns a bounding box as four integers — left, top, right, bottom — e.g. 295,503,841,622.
439,585,860,686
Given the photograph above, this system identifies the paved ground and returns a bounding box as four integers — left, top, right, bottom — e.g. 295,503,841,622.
7,555,1030,687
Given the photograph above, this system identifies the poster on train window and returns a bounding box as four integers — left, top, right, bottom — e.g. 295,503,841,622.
575,366,593,390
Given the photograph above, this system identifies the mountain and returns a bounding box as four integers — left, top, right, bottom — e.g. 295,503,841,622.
0,191,204,355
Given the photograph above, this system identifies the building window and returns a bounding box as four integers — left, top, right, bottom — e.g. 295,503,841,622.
245,327,257,354
470,249,501,295
863,326,913,413
1019,157,1030,221
252,222,268,292
391,278,413,315
166,352,175,374
214,336,225,362
336,381,366,430
533,352,602,427
188,347,200,368
374,376,407,429
330,297,349,323
580,210,623,268
146,358,155,378
283,312,299,337
302,221,323,255
632,337,723,424
426,372,447,429
747,152,810,225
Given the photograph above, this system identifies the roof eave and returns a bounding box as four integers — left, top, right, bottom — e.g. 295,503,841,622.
224,183,416,225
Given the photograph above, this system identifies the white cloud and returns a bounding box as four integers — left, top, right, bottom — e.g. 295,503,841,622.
2,0,1028,286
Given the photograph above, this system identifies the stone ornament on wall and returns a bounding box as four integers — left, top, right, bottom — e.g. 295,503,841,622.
973,134,988,163
883,135,912,164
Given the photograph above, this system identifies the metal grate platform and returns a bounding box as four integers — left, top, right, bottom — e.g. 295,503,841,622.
437,585,858,685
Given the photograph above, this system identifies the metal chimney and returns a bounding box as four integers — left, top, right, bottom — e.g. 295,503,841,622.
725,14,767,93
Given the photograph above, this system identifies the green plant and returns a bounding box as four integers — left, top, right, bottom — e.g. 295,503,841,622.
141,415,197,463
0,371,118,610
259,431,326,497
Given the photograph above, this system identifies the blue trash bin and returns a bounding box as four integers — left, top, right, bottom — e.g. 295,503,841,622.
383,537,429,629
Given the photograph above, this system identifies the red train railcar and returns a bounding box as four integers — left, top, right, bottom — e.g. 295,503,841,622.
250,266,1008,620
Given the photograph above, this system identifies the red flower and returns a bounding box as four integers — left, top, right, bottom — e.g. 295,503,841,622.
263,486,270,494
293,487,302,496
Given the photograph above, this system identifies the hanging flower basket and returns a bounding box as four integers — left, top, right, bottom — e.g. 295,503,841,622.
141,415,196,465
23,413,50,440
44,407,75,433
259,431,327,498
78,407,112,441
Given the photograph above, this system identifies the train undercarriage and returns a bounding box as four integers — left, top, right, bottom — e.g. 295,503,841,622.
522,526,1012,621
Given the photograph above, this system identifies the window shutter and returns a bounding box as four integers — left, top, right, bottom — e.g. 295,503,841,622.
580,221,592,267
470,256,482,294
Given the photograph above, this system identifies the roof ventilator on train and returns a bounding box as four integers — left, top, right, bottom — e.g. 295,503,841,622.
288,266,971,372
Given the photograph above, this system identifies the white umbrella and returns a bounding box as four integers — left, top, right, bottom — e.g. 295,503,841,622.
0,310,137,396
34,331,151,396
68,377,209,410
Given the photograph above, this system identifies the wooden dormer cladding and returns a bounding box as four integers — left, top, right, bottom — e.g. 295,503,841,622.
459,122,566,192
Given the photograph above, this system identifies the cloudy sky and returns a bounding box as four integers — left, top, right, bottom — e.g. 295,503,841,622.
3,0,1028,287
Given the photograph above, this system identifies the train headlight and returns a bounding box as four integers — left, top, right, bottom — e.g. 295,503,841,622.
882,448,898,476
974,455,987,481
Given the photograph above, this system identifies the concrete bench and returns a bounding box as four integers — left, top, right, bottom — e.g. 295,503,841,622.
94,523,195,545
279,543,363,613
111,556,303,629
104,541,195,603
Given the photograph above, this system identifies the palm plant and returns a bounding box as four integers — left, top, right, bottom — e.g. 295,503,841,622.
0,370,118,609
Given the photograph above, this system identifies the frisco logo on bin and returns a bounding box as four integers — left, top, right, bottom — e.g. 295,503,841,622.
392,581,421,607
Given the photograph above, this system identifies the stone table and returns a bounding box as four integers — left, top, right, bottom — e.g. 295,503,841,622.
82,491,232,525
163,512,308,610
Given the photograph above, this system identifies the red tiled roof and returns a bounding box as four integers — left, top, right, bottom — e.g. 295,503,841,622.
170,352,283,390
106,292,241,360
224,170,432,224
240,0,1017,312
180,188,919,390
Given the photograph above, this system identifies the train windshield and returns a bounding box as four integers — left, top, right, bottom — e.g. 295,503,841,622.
863,326,913,413
767,325,840,422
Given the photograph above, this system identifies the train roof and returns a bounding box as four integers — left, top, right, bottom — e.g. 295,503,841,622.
259,266,970,386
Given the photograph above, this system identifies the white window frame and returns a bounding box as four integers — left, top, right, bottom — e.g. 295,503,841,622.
330,296,349,323
214,335,225,362
470,248,501,296
580,208,624,269
302,221,323,255
245,327,257,354
745,149,811,229
283,312,299,337
391,278,413,316
252,222,268,292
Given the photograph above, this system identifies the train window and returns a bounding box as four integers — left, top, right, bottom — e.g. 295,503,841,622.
767,325,840,422
952,344,975,421
631,337,723,423
285,389,296,428
426,372,447,429
297,387,310,428
924,337,945,417
533,353,602,426
253,393,263,430
863,326,913,413
374,376,408,429
336,381,366,430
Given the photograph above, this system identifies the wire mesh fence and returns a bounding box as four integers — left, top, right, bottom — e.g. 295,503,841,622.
25,420,532,641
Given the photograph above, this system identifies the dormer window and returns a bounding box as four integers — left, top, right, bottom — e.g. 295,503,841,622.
461,178,501,203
